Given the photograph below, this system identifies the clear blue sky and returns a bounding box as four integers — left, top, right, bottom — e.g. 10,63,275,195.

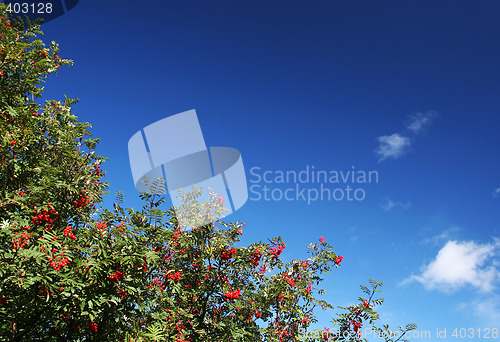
30,0,500,339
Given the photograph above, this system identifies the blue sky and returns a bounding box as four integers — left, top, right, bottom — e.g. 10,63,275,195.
22,0,500,339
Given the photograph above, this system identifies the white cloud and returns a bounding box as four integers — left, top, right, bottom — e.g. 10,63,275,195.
406,111,437,134
493,188,500,198
402,239,500,293
380,197,411,211
374,110,437,162
375,133,411,162
422,227,460,245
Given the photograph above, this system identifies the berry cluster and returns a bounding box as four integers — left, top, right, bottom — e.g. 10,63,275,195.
47,254,70,271
63,226,77,240
31,204,59,229
220,247,236,260
335,255,343,265
166,271,182,282
74,192,90,209
12,231,32,250
249,248,263,266
109,270,125,282
269,245,285,259
223,289,241,300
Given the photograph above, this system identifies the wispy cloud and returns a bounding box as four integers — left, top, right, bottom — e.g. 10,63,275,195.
375,111,437,162
458,294,500,327
375,134,411,162
406,111,437,134
422,227,460,245
401,239,500,293
380,197,411,211
493,188,500,198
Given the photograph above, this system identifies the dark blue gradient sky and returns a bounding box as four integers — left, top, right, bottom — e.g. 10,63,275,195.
26,0,500,335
